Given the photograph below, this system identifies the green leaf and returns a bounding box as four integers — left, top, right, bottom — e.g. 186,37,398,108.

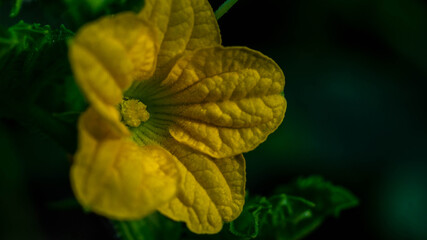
218,176,357,240
112,212,182,240
266,176,359,240
111,177,357,240
224,194,316,240
275,176,359,218
229,196,273,238
0,21,76,113
0,21,73,71
174,176,357,240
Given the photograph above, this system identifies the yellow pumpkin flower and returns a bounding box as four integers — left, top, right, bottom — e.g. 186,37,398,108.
68,0,287,234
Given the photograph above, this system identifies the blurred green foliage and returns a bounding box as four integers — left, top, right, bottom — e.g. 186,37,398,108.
226,176,357,240
112,176,358,240
62,0,145,28
113,212,183,240
2,0,145,30
0,21,81,153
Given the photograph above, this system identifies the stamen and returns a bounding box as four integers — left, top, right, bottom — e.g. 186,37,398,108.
119,98,150,128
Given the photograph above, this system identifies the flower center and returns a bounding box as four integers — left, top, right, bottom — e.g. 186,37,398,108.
119,98,150,128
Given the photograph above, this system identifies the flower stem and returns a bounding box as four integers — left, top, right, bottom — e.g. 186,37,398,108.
9,0,23,17
215,0,239,20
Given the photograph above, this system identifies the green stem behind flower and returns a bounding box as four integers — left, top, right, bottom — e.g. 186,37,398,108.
9,0,23,17
215,0,239,20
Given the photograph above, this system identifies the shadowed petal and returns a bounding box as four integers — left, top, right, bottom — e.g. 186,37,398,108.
71,109,180,219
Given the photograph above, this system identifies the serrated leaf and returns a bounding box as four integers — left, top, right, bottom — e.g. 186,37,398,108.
0,21,73,70
0,21,84,153
213,176,358,240
226,194,317,240
0,21,76,112
275,176,359,218
269,176,358,240
229,196,272,238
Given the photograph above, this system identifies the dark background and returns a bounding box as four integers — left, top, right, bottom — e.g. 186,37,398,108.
1,0,427,239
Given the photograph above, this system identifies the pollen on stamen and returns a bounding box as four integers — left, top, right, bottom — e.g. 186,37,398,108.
119,98,150,128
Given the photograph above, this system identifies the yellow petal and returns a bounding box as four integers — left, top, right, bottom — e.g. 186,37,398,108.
185,0,221,50
71,109,179,220
158,142,246,234
137,0,220,78
69,12,157,131
79,107,129,139
150,46,287,158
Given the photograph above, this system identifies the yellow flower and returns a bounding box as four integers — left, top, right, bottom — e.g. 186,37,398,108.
68,0,286,234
